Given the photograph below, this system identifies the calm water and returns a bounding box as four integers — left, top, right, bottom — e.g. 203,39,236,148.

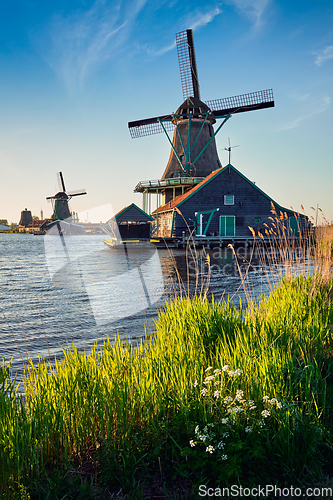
0,232,274,380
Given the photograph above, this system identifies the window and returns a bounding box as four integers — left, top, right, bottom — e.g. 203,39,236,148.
255,218,261,224
289,217,299,236
224,195,234,205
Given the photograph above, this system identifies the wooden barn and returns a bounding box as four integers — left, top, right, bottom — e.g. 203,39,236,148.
111,203,154,240
153,163,307,239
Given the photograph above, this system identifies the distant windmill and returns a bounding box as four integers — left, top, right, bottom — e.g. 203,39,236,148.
129,29,274,181
46,172,86,221
223,138,239,164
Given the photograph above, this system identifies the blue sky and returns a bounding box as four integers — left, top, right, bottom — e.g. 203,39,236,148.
0,0,332,225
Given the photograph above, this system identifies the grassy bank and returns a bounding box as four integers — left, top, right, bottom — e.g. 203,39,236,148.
1,270,333,498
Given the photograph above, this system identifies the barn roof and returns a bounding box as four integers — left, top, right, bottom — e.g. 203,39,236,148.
154,164,298,216
113,203,154,222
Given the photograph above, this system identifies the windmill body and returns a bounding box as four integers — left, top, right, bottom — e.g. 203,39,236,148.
50,192,72,220
162,98,222,180
129,29,274,233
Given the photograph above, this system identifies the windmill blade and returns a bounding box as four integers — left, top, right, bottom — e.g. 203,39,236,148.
67,189,87,197
128,115,175,139
176,29,200,100
57,172,66,192
206,89,274,118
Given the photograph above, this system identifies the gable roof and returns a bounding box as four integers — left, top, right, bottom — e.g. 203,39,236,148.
154,168,223,213
154,164,298,216
113,203,154,222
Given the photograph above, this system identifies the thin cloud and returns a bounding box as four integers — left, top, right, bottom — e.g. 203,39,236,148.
189,7,222,31
150,7,222,57
153,41,176,57
315,45,333,66
226,0,271,29
37,0,148,93
280,95,331,131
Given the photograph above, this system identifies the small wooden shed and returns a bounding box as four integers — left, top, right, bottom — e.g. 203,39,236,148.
113,203,154,239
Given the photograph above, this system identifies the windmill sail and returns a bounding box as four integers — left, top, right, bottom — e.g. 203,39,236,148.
58,171,66,192
128,115,175,139
176,29,200,100
206,89,274,117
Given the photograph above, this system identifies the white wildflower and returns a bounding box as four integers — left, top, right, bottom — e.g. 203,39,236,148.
269,398,278,404
223,396,233,404
222,365,229,372
194,380,198,387
276,402,282,409
262,396,270,402
245,426,252,433
214,369,221,375
228,370,235,377
190,440,196,447
222,432,229,438
204,375,215,384
234,368,243,376
205,366,213,372
235,390,244,401
221,418,229,424
217,441,225,449
261,410,270,418
250,405,257,410
214,390,221,399
214,380,220,386
206,445,215,453
221,454,228,460
228,406,244,414
201,388,208,396
195,425,200,435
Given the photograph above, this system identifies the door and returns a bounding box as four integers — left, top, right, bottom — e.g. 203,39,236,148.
220,216,235,237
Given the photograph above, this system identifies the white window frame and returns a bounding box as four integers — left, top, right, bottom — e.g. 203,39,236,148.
224,195,234,205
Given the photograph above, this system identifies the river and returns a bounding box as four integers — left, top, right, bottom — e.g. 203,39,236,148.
0,232,278,379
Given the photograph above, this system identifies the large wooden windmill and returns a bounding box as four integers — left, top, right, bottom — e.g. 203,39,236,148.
129,29,274,212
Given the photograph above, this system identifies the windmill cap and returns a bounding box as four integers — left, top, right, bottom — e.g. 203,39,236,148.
173,97,216,124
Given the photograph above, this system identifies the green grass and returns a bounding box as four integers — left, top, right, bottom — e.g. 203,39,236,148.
1,272,333,498
1,209,333,498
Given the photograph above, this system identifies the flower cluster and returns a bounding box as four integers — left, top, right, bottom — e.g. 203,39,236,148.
190,366,285,460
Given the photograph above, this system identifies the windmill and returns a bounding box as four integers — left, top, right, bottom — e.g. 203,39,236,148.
46,172,87,221
129,29,274,188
